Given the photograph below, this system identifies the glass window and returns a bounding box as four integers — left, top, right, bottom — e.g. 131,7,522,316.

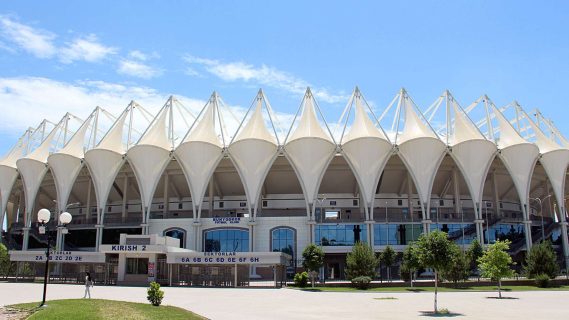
272,227,295,258
164,228,186,248
374,224,423,245
126,258,148,274
486,223,525,245
204,229,249,252
315,224,367,246
430,223,477,245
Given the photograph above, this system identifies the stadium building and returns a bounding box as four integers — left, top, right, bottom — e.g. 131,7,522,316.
1,88,568,286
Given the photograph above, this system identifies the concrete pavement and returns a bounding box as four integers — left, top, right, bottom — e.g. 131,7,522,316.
1,282,568,319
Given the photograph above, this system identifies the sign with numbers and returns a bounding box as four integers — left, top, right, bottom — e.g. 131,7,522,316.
9,251,105,263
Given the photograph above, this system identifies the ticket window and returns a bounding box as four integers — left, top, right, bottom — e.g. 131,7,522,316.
126,258,148,275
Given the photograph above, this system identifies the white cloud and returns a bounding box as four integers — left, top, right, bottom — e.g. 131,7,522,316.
0,77,303,154
59,34,117,63
128,50,159,61
118,59,162,79
0,15,56,58
0,77,203,137
183,55,348,104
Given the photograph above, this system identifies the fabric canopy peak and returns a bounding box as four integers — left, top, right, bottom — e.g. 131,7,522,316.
227,90,281,218
174,91,237,220
284,88,337,208
338,87,393,216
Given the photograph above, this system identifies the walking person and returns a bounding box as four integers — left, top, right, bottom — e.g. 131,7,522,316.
83,272,93,299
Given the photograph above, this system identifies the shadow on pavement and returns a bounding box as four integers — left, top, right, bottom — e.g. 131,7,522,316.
419,311,464,317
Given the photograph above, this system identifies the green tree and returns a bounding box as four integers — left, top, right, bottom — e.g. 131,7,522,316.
466,239,484,274
302,244,324,288
345,241,378,281
0,243,12,278
440,244,470,286
524,241,559,279
478,240,515,298
415,230,454,313
147,281,164,306
380,245,396,282
400,243,421,287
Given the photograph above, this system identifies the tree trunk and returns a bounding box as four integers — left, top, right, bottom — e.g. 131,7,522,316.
498,279,502,299
434,271,438,313
410,271,413,288
311,273,315,288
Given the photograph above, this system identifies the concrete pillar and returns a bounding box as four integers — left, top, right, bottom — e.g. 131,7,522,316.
474,219,484,244
366,219,374,247
522,203,533,250
492,171,501,218
452,169,461,215
22,227,30,250
163,173,169,217
307,219,316,244
122,174,128,222
85,180,92,222
208,179,214,219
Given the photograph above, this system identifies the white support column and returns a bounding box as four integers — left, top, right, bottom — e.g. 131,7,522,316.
17,191,24,223
209,179,215,219
522,203,533,250
122,174,128,222
163,173,169,217
366,218,374,248
474,219,484,244
22,227,30,251
452,169,461,214
492,171,501,218
95,207,105,251
85,180,92,222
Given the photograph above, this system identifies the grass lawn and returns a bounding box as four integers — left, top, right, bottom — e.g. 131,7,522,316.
9,299,206,320
294,285,569,293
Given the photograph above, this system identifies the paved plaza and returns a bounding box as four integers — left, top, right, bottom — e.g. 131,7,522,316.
1,283,569,319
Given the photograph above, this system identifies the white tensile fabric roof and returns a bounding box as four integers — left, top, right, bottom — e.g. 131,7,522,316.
395,91,447,218
228,92,279,219
3,88,569,231
492,103,540,216
340,89,392,220
16,116,68,226
445,95,497,217
284,89,336,210
174,93,225,219
519,106,569,219
127,100,175,229
48,110,96,213
84,105,131,216
0,130,31,229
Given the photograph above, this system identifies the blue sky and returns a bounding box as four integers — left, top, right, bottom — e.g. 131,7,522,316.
1,1,569,153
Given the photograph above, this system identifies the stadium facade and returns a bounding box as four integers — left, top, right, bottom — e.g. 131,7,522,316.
1,87,568,285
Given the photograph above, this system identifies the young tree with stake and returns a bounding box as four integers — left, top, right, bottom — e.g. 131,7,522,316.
415,230,453,313
478,240,515,298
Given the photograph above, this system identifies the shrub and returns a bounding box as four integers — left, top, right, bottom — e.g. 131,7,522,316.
440,245,470,285
147,281,164,306
293,271,309,287
524,241,559,279
351,276,372,290
345,242,378,280
534,274,551,288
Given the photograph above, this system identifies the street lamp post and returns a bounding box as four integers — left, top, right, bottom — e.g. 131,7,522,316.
531,195,552,242
37,209,72,307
